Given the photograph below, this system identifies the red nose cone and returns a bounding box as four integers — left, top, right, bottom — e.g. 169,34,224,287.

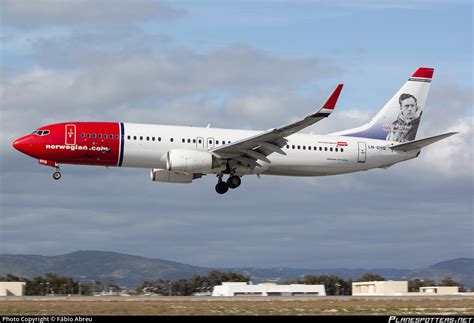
12,136,32,155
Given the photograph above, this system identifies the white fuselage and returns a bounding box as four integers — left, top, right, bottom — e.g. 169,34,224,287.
121,123,419,176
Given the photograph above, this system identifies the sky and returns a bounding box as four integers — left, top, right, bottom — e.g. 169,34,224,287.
0,0,472,270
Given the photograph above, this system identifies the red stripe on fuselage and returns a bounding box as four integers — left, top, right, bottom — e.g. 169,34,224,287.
29,122,121,167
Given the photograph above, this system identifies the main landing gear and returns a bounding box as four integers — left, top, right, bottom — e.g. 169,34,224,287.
215,174,241,194
52,167,61,180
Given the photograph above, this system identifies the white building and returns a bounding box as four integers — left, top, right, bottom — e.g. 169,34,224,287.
212,282,326,297
420,286,460,295
352,281,408,296
0,282,26,296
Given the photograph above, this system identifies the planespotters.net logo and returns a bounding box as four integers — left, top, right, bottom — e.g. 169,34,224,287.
388,317,473,323
45,144,110,152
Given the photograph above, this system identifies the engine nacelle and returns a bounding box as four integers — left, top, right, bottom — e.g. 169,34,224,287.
166,149,221,173
150,169,193,184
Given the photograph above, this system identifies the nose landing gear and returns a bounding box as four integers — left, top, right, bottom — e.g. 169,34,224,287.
52,167,61,180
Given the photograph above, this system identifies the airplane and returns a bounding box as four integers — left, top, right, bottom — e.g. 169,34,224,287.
12,67,457,194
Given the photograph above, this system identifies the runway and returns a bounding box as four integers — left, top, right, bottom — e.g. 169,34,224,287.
1,295,473,315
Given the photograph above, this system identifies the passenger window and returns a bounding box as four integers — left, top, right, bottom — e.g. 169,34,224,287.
133,136,137,140
198,139,202,144
182,138,185,143
193,139,196,143
140,136,143,140
98,134,102,139
216,140,219,145
170,138,174,142
335,147,338,152
303,146,306,150
104,134,108,139
330,147,333,152
319,147,322,151
314,147,317,150
81,133,85,138
146,137,150,141
188,139,191,143
87,133,91,138
152,137,155,141
308,146,311,150
92,134,96,138
324,147,327,151
110,134,113,139
127,136,131,140
158,137,161,141
292,145,295,149
341,148,344,152
286,145,289,149
297,145,300,150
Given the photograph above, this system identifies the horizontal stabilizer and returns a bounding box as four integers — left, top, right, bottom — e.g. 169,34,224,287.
389,132,457,152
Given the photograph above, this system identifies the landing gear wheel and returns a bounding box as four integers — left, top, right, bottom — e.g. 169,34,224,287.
227,176,241,189
215,181,229,194
52,172,61,180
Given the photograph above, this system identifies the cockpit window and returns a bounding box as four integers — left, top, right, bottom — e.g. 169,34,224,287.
32,130,50,136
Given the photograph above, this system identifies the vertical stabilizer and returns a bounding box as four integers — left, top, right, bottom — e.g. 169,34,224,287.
331,67,434,142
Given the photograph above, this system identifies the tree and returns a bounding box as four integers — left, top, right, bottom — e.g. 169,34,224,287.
25,273,80,295
0,274,29,282
207,270,250,287
134,271,250,296
356,273,385,282
136,280,156,294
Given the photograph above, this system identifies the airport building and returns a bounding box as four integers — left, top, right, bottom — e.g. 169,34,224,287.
419,286,460,295
352,281,463,296
0,282,26,296
212,282,326,297
352,281,408,296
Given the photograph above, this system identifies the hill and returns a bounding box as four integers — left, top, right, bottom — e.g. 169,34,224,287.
0,251,472,288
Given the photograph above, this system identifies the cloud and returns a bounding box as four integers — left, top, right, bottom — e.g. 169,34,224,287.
1,44,342,146
2,0,184,29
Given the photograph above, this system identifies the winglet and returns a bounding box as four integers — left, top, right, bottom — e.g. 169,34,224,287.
320,84,343,113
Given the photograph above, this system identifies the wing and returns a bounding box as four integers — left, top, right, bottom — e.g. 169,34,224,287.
211,84,344,168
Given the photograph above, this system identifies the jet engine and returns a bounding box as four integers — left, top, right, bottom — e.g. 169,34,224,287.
166,149,221,173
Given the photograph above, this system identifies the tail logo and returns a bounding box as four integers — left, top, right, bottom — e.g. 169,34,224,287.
384,93,422,142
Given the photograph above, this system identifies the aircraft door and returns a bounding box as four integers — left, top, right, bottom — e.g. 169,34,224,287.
196,137,204,149
358,142,367,163
65,124,76,145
